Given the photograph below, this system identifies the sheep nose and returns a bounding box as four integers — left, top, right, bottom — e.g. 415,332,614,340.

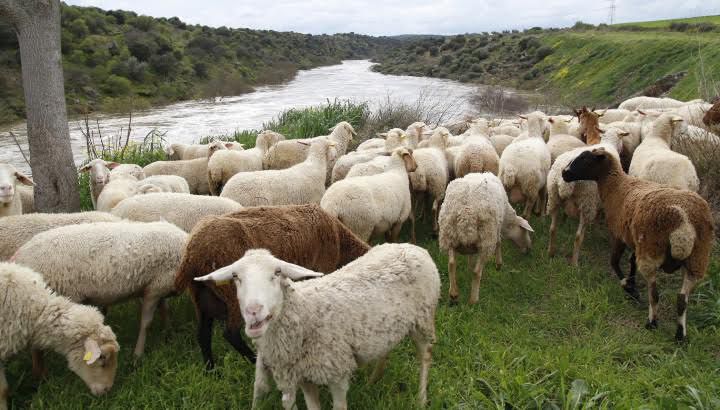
0,184,13,195
245,303,263,317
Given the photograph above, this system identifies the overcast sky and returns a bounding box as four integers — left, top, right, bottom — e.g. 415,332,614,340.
65,0,719,36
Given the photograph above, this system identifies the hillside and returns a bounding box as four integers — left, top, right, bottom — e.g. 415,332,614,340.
372,20,720,107
0,4,398,125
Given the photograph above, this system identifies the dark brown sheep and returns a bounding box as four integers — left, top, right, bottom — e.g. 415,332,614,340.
562,147,714,342
174,204,370,369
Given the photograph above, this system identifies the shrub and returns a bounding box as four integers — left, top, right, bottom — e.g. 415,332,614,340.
670,22,690,32
101,75,132,96
534,46,553,61
473,48,489,60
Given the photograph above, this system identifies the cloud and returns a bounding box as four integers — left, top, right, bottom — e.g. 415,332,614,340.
65,0,719,35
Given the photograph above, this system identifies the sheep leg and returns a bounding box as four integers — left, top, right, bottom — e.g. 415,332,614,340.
31,350,47,380
522,197,534,220
644,272,659,330
432,198,440,234
414,338,433,407
198,312,215,370
570,214,586,267
369,355,388,384
158,298,170,328
675,273,698,342
548,207,559,258
328,376,349,410
280,388,297,410
495,241,503,269
448,248,459,304
1,363,7,410
625,253,640,300
409,201,417,244
300,382,321,410
252,353,271,409
610,237,626,280
134,294,161,357
469,255,486,305
223,326,256,363
388,222,403,243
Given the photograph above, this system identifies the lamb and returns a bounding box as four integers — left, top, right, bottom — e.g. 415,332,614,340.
438,173,534,304
0,211,120,261
13,221,188,357
143,157,210,195
263,121,355,175
562,147,714,341
546,128,626,266
173,204,370,369
95,172,139,212
408,127,451,232
321,147,417,242
111,193,242,232
164,141,243,160
618,96,702,111
498,112,551,218
0,164,34,219
207,130,284,195
546,116,586,163
628,114,699,192
0,263,120,409
220,139,335,206
79,159,120,209
195,243,439,409
136,175,191,194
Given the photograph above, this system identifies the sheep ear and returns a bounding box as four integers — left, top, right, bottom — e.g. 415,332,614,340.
83,338,102,365
78,164,92,173
194,267,235,285
517,115,527,120
548,117,555,124
278,261,323,281
402,152,417,172
106,162,121,170
15,172,34,186
637,110,646,116
595,126,605,134
619,131,630,138
516,216,534,233
377,133,388,138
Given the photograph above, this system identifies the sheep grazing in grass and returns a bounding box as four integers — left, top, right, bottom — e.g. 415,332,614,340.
498,112,551,218
143,157,210,195
111,193,242,232
79,159,120,209
562,147,714,342
207,131,283,195
136,175,190,194
409,127,450,233
0,263,120,409
546,116,586,164
174,204,370,369
439,173,534,304
164,141,243,160
629,114,699,192
546,128,627,266
263,121,355,177
220,139,335,206
195,243,439,409
576,106,604,145
13,221,188,358
0,211,120,261
0,164,34,219
321,147,418,243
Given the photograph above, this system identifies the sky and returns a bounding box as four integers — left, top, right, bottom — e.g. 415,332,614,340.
65,0,719,36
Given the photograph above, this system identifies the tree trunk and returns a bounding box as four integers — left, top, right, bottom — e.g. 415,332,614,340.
1,0,80,212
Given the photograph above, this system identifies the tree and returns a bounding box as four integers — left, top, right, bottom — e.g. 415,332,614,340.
0,0,80,212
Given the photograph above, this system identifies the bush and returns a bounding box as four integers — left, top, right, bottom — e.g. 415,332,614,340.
670,22,690,32
101,74,132,96
473,48,490,60
534,46,553,61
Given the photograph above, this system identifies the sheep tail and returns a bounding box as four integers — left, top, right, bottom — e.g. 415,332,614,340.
174,257,195,293
669,206,696,261
500,163,516,188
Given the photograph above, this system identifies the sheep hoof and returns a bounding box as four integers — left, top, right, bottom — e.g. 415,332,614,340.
622,286,640,302
448,296,459,306
645,319,658,330
675,326,688,344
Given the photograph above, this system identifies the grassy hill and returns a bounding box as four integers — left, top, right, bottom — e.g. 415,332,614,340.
0,4,398,125
615,15,720,29
373,20,720,108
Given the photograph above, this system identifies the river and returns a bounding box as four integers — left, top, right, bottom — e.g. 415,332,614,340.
0,60,481,174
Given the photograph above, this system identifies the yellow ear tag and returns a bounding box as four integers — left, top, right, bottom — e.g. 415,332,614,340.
83,351,93,362
215,279,232,286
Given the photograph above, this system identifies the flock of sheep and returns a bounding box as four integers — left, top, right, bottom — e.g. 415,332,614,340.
0,95,718,409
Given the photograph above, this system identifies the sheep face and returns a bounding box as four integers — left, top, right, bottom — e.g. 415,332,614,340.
562,148,612,183
66,324,119,397
502,215,534,254
207,141,229,158
79,159,119,189
194,249,323,339
0,164,34,205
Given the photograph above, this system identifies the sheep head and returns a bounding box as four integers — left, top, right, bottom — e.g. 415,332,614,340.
194,249,323,338
207,140,230,158
78,159,119,188
562,147,615,183
0,163,34,205
502,211,534,254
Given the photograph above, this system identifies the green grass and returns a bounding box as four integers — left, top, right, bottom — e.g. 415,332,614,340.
615,15,720,29
5,207,720,408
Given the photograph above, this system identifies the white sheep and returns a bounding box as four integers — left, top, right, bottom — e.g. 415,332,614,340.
489,124,521,138
546,127,626,266
409,127,450,233
195,243,439,409
79,159,120,209
629,114,699,192
0,164,34,220
221,139,336,206
618,96,703,111
445,134,499,179
143,157,210,195
164,141,243,160
95,172,139,212
111,193,242,232
136,175,190,194
498,112,551,218
0,263,120,409
345,153,394,178
405,121,433,147
331,150,385,183
596,108,631,124
321,147,417,242
263,122,355,173
546,116,586,164
17,185,34,213
438,172,534,304
672,102,714,130
13,221,188,357
0,211,120,261
488,134,515,156
111,163,145,180
207,131,284,195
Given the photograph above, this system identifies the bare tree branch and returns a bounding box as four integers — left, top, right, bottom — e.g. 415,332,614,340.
8,131,30,166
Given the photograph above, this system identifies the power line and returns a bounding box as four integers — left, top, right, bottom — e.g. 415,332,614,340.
607,0,616,24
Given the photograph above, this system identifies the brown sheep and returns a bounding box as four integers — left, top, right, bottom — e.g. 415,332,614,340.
575,106,604,145
562,147,714,342
703,100,720,129
174,204,370,369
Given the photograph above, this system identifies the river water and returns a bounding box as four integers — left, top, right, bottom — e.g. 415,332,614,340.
0,60,481,174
